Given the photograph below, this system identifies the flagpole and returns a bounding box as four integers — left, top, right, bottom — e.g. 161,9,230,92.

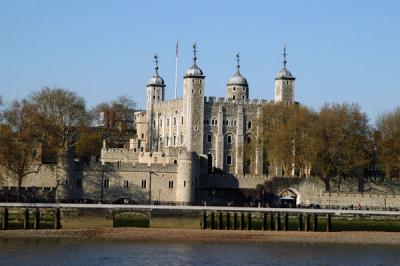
175,40,178,99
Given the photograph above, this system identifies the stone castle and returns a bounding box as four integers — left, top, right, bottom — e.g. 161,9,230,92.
99,44,296,204
1,44,298,205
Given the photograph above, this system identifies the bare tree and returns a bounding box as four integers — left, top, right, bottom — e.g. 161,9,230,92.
0,100,44,199
30,87,88,163
375,107,400,181
90,95,136,147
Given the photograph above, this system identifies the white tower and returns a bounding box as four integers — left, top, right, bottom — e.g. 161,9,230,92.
183,43,205,154
275,46,295,104
146,55,165,151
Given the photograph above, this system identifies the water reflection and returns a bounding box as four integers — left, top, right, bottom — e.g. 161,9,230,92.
0,239,399,266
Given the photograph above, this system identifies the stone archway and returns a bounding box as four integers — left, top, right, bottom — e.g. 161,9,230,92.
279,188,300,207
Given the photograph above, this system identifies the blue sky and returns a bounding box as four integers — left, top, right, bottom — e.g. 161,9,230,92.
0,0,399,123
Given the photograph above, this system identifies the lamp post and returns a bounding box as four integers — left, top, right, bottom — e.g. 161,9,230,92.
212,189,215,205
262,190,265,207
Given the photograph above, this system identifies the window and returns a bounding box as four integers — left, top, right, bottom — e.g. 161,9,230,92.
103,179,109,188
207,134,212,143
166,136,169,146
181,116,184,125
168,180,174,189
180,134,184,145
174,117,176,126
227,134,232,144
247,136,251,144
233,87,236,91
124,180,129,188
167,119,169,126
173,135,176,145
184,180,186,187
226,155,232,165
141,133,144,139
76,179,82,188
233,95,236,100
248,121,252,129
242,95,245,100
141,180,147,189
153,120,156,127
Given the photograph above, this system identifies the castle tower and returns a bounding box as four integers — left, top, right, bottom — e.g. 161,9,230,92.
176,150,197,204
146,55,166,151
227,53,249,101
275,46,295,104
183,43,205,154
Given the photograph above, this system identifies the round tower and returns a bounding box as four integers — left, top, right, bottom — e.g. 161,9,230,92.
275,46,295,104
176,150,197,204
227,53,249,101
183,43,205,154
146,55,166,151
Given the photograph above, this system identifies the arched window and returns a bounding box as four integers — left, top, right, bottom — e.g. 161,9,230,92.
207,133,212,143
173,135,176,146
226,134,233,144
233,95,236,100
180,134,184,145
174,117,176,126
226,155,232,165
166,136,169,146
247,121,252,129
247,136,251,144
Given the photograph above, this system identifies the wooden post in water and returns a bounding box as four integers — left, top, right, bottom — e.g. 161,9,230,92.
210,212,215,229
326,213,332,232
284,213,289,231
275,212,281,231
23,208,29,230
55,208,61,229
305,213,311,231
233,213,238,230
269,213,274,230
247,212,252,230
297,213,303,231
262,213,267,231
34,208,40,230
313,214,318,232
226,212,231,230
240,213,245,230
218,212,223,230
202,211,207,229
2,208,8,230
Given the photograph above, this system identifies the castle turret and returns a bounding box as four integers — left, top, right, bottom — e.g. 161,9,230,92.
176,150,197,204
227,53,249,101
275,46,295,104
183,43,205,154
146,55,166,151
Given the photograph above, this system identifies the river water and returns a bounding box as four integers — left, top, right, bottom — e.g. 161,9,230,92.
0,239,399,265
